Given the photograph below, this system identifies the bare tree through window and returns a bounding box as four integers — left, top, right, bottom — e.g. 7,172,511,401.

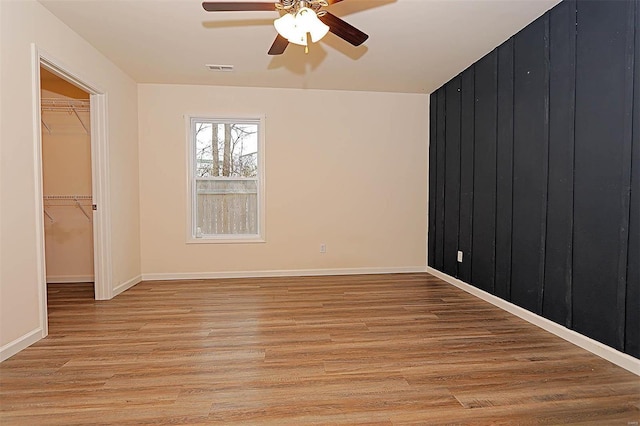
196,123,257,178
191,118,261,237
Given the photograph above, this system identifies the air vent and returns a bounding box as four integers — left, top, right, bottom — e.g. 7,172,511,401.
206,64,234,72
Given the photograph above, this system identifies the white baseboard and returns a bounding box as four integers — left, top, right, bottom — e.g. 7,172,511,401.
112,274,142,297
0,328,43,362
141,266,427,282
46,275,94,284
427,267,640,376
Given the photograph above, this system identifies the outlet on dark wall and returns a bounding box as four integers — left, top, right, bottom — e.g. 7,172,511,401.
428,0,639,358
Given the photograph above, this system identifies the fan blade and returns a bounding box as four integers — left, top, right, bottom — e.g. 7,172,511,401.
268,34,289,55
202,2,277,12
318,12,368,46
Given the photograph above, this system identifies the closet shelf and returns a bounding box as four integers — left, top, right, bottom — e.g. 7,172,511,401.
41,98,90,134
44,195,92,200
41,98,89,112
43,195,92,222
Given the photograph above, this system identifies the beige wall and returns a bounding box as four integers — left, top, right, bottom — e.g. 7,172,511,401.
0,0,140,353
139,84,428,276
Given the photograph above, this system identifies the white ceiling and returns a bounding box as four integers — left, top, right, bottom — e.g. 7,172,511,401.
38,0,560,94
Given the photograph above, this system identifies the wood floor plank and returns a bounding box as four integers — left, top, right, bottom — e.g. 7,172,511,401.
1,273,638,424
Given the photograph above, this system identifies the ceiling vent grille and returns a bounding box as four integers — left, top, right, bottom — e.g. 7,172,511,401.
206,64,234,72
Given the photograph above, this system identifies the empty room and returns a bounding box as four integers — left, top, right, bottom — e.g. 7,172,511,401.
0,0,638,424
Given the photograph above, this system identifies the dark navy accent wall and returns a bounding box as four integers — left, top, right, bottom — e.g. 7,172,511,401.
626,0,640,358
495,39,514,302
457,69,475,284
428,0,639,358
543,0,576,329
510,14,549,315
572,0,635,352
443,79,462,278
471,51,498,294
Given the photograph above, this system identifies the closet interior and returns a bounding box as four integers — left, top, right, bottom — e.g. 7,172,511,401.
40,67,94,290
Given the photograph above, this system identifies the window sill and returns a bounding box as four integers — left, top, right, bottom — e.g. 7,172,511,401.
186,236,266,245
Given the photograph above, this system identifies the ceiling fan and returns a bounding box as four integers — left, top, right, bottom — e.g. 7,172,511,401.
202,0,369,55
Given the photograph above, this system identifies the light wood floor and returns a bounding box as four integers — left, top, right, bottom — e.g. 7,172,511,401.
1,273,638,425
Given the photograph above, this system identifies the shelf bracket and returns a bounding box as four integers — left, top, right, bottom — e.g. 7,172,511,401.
71,107,89,134
74,197,91,221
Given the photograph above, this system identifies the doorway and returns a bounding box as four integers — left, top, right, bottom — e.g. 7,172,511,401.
33,47,112,338
40,67,95,301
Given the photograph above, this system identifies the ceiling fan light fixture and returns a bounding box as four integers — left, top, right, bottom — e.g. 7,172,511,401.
203,0,372,56
296,7,329,43
275,15,307,46
273,6,329,49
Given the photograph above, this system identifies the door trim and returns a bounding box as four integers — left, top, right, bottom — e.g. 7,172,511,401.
31,45,113,339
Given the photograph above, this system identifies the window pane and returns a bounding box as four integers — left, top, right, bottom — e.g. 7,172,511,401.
195,121,258,178
195,122,214,177
195,179,258,235
190,116,262,240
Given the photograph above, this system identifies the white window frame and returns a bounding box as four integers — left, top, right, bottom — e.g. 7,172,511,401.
186,115,266,244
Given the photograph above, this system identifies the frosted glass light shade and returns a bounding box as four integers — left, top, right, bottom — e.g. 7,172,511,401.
287,29,308,46
273,7,329,47
296,7,329,43
274,14,296,40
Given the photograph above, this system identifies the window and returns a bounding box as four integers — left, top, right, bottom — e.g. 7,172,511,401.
187,116,264,242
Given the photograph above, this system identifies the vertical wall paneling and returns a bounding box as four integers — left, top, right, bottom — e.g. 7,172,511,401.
444,78,462,277
511,14,550,314
471,50,498,294
495,39,515,301
543,0,576,327
428,95,437,267
625,0,640,358
458,68,475,283
434,89,446,270
616,0,636,352
574,0,634,350
428,0,639,359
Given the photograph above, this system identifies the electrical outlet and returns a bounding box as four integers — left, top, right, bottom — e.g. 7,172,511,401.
320,243,326,253
457,251,463,262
